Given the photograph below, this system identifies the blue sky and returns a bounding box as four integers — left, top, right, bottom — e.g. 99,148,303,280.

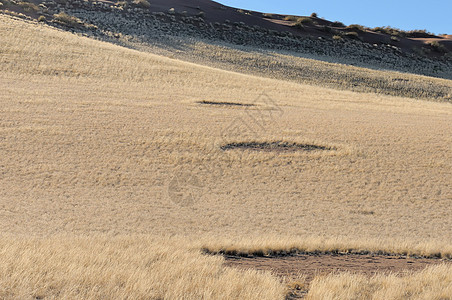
217,0,451,34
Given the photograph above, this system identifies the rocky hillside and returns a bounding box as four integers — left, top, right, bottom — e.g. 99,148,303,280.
2,0,451,100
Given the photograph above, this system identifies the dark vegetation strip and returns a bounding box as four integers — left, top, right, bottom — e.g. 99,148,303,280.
202,247,452,260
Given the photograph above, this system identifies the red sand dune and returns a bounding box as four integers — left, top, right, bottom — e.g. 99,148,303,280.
134,0,452,54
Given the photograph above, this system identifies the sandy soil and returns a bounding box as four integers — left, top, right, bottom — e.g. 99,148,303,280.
224,254,450,283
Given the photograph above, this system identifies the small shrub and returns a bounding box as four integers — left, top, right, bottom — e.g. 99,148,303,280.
411,46,424,56
284,15,298,22
197,11,204,18
18,1,39,12
296,17,312,25
421,47,432,55
85,23,97,30
133,0,150,9
391,36,400,42
331,21,345,27
333,35,343,41
116,1,127,8
168,7,175,14
429,41,448,53
373,26,404,37
53,12,82,28
345,31,359,39
294,23,304,30
320,25,333,33
406,29,435,38
37,15,46,22
310,12,318,18
372,26,386,33
237,9,250,15
262,13,274,19
347,24,366,32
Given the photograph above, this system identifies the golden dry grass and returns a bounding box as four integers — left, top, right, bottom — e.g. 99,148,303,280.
0,236,284,299
127,34,452,101
1,14,452,299
307,264,452,299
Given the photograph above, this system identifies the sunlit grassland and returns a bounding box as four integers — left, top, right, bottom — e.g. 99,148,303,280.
1,14,452,299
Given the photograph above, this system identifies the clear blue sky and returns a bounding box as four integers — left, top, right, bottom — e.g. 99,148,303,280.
217,0,451,34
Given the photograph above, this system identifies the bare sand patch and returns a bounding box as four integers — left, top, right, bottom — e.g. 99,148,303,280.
224,253,449,282
224,254,451,298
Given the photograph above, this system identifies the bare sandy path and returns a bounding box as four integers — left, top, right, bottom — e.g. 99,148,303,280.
225,254,450,283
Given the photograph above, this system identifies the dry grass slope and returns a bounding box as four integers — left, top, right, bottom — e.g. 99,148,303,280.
1,14,452,299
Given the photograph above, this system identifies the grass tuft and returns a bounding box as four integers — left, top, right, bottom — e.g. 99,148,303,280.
53,12,83,28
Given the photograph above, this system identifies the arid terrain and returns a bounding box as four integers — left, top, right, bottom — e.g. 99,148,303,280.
1,0,452,299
